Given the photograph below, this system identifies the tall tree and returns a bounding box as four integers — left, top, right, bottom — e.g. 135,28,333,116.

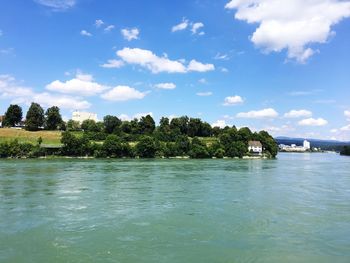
45,106,63,130
4,104,22,127
103,115,122,134
25,102,44,131
139,115,155,135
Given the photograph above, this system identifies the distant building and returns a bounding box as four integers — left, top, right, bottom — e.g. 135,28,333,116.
279,140,311,152
303,140,311,150
72,111,98,123
248,141,263,155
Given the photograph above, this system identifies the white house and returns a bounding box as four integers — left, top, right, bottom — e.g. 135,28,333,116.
248,141,263,155
72,111,98,123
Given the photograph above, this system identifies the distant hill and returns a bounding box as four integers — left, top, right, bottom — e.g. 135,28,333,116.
275,136,350,151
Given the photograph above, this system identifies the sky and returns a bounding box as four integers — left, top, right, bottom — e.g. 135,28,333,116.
0,0,350,140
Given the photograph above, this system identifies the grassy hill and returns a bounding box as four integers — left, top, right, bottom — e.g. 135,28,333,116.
0,128,62,145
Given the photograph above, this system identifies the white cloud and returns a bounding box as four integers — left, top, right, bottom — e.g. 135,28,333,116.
197,92,213,96
214,53,229,60
101,86,147,102
284,109,312,118
340,124,350,131
104,25,115,32
221,67,229,73
191,22,204,34
30,93,91,110
236,108,279,119
116,47,214,74
117,47,186,73
100,59,125,69
345,110,350,118
212,120,229,128
46,73,107,96
172,18,189,32
34,0,76,10
223,95,244,106
225,0,350,63
80,30,92,37
0,75,90,110
298,118,328,126
121,28,139,41
154,83,176,90
95,19,104,28
187,60,215,72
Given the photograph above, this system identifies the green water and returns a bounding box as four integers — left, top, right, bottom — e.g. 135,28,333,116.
0,153,350,262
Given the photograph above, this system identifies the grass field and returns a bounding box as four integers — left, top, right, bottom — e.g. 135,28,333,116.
0,128,62,145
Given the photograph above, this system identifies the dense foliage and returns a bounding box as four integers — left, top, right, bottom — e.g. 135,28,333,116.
1,103,279,159
25,103,45,131
340,146,350,156
3,104,23,127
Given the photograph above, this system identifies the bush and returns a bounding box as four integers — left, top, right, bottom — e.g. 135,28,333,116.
136,136,158,158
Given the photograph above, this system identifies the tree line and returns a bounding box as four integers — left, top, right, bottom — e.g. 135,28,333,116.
0,103,278,158
340,146,350,156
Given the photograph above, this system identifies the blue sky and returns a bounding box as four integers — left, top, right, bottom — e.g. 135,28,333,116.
1,0,350,140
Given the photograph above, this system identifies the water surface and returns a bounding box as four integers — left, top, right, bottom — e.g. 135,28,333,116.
1,153,350,262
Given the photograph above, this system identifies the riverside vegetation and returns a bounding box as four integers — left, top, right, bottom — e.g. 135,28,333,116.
0,103,278,159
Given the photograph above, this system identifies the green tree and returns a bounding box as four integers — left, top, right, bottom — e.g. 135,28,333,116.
103,115,122,134
4,104,22,127
258,131,278,157
102,135,124,157
67,120,81,131
139,115,155,135
187,118,202,137
174,135,191,155
189,137,209,158
226,141,247,158
45,106,63,130
136,136,158,158
61,131,91,156
25,102,44,131
81,119,100,132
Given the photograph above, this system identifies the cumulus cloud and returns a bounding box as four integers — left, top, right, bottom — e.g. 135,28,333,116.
100,59,125,69
196,92,213,96
46,73,107,96
101,86,148,101
298,117,328,126
212,120,229,128
284,109,312,118
121,28,139,41
95,19,104,27
80,30,92,37
225,0,350,63
172,18,189,32
154,82,176,90
223,95,244,106
187,60,215,72
34,0,76,10
0,75,90,110
236,108,278,119
116,47,214,74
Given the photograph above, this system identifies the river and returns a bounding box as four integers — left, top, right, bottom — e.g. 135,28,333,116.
0,153,349,262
